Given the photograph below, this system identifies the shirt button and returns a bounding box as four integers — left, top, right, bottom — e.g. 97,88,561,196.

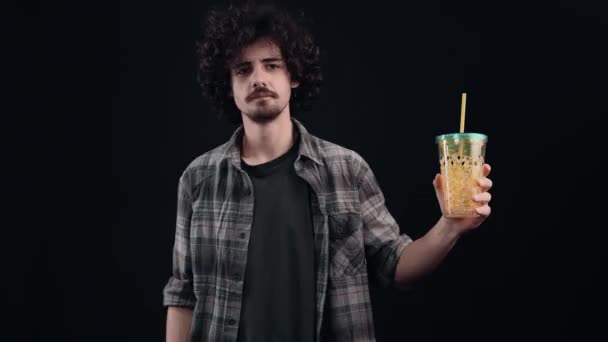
234,274,242,281
336,226,343,234
228,318,236,325
239,232,246,239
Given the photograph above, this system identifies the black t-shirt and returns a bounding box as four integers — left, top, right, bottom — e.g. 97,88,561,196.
237,137,316,342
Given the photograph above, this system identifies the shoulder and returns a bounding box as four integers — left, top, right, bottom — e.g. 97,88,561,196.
307,133,371,183
178,141,232,194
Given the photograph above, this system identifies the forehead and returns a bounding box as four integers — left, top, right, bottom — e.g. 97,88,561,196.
233,38,283,63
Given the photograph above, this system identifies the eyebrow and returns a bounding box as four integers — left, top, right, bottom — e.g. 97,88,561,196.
232,57,283,69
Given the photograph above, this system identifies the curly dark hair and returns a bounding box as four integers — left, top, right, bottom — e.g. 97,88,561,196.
196,1,323,124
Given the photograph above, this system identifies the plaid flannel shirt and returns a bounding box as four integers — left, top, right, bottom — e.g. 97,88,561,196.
163,119,412,341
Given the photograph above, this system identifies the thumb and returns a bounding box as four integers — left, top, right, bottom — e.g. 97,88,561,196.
433,173,442,191
433,173,446,214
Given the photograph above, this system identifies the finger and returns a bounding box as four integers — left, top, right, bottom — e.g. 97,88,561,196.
482,163,492,177
473,192,492,204
477,177,493,191
475,204,491,217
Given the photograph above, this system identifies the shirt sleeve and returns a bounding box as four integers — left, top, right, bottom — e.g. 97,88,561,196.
162,175,196,308
355,155,412,289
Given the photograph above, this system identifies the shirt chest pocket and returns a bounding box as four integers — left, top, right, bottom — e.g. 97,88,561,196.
327,213,366,277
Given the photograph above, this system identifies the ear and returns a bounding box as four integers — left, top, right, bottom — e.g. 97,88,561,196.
228,78,234,97
291,80,300,89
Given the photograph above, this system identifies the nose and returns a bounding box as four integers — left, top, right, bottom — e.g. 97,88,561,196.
251,66,268,89
253,80,266,89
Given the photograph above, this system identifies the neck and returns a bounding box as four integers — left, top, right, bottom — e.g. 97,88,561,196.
240,111,295,166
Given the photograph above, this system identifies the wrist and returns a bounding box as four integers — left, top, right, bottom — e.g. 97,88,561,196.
431,216,462,246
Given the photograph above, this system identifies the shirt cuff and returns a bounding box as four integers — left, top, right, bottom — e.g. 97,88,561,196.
162,276,196,308
376,233,413,289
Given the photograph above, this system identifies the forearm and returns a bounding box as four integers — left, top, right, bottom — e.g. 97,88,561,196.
394,217,461,287
166,306,193,342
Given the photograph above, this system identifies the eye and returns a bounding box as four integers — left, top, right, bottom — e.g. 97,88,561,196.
266,64,280,70
235,66,251,75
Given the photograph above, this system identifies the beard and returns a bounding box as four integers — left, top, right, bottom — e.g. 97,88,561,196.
242,100,288,124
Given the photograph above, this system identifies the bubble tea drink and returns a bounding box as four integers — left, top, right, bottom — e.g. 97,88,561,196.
435,133,487,217
435,92,488,217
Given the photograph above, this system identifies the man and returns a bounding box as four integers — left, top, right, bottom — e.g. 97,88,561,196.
163,3,493,342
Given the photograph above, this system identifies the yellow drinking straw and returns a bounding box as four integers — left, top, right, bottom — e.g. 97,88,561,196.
459,93,467,155
460,92,467,133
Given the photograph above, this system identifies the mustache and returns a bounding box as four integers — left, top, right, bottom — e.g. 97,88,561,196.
246,88,278,101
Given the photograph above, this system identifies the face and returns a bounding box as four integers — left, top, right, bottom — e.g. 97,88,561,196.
229,38,299,123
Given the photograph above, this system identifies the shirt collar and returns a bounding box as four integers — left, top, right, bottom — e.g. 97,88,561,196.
221,118,324,169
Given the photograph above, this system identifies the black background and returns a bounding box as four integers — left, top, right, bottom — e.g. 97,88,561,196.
14,0,607,341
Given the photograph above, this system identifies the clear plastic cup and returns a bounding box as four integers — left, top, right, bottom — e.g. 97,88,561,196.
435,133,488,218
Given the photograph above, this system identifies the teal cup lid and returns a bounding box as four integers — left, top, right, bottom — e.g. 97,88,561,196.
435,133,488,144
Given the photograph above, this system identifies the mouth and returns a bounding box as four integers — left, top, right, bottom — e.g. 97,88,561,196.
249,92,275,101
